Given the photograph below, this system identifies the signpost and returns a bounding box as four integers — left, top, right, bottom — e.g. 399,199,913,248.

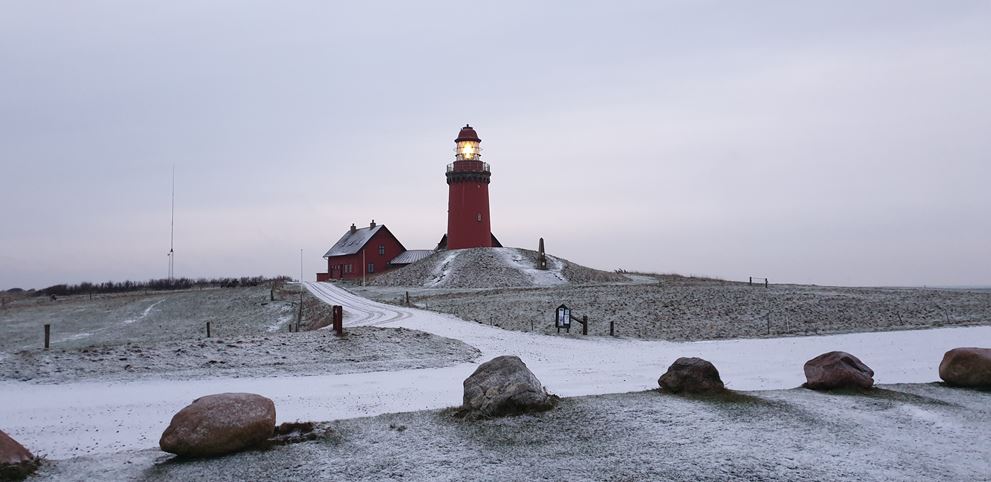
555,304,588,335
555,304,571,333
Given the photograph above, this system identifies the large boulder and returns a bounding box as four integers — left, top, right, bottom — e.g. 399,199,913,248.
160,393,276,457
658,357,725,394
462,355,558,417
803,351,874,390
0,429,39,480
939,347,991,388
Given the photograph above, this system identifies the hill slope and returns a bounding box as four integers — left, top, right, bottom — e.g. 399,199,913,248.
367,247,627,288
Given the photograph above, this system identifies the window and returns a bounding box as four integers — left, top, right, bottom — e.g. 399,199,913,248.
378,244,385,256
344,264,352,274
367,263,375,273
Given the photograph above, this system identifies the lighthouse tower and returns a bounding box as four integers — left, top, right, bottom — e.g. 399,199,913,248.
446,124,493,249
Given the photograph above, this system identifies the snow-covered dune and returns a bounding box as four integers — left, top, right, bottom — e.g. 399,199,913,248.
368,247,626,288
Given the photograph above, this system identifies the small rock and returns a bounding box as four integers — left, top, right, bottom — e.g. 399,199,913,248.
803,351,874,390
462,355,558,418
658,357,725,394
939,347,991,388
0,429,40,480
160,393,276,457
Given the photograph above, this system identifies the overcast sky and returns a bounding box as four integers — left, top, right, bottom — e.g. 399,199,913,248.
1,1,989,289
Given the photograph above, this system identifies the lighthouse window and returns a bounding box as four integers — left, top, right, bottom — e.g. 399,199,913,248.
476,213,482,222
378,244,385,255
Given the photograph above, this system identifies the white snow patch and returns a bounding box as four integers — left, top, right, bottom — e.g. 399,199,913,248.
122,299,165,325
426,250,460,287
494,247,567,287
265,305,294,333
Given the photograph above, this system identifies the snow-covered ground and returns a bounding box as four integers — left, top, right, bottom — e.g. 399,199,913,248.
367,247,627,288
39,384,989,481
1,281,987,460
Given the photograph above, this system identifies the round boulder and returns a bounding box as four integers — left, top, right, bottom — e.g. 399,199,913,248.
658,357,725,394
462,355,558,417
803,351,874,390
1,429,39,480
939,347,991,388
160,393,276,457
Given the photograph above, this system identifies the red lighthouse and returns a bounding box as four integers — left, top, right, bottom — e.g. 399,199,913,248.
446,124,493,249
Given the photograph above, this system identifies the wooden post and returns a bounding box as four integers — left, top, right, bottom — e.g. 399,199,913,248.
582,315,588,336
765,278,769,288
206,321,211,338
44,324,50,350
749,276,753,285
610,320,614,336
405,291,410,306
332,305,343,337
297,302,302,332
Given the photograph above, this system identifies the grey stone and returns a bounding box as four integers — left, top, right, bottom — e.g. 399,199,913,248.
658,357,725,394
0,429,39,480
160,393,276,457
462,355,557,417
803,351,874,390
939,347,991,388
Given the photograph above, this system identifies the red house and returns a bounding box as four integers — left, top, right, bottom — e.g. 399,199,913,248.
317,221,406,281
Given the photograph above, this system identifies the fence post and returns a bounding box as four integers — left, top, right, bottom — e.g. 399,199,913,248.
749,276,753,285
206,322,211,338
333,305,343,337
582,315,588,336
44,324,50,350
765,278,769,288
610,320,614,337
405,291,410,306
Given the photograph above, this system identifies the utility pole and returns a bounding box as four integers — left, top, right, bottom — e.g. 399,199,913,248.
168,164,175,284
299,248,304,330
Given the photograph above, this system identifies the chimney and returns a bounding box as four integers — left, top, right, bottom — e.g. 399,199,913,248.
350,223,357,233
370,219,376,228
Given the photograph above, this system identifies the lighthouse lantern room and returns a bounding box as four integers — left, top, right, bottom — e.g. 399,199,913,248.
446,124,493,249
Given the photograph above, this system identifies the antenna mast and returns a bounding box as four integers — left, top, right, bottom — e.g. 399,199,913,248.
168,165,175,283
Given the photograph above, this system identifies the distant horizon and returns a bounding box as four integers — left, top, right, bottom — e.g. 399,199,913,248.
5,265,991,292
2,1,989,289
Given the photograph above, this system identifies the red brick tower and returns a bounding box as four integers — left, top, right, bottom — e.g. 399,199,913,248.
446,124,492,249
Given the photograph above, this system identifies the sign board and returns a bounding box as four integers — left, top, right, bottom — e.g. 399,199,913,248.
555,304,571,329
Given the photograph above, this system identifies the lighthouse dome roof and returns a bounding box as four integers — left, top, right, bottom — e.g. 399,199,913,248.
455,124,481,143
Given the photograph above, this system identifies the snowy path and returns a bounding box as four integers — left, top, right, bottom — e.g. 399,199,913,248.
0,282,988,460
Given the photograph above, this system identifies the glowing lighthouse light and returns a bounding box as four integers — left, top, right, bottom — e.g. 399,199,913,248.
455,125,481,160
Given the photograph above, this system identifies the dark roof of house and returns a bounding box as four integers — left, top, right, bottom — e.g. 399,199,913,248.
390,250,435,265
323,225,386,258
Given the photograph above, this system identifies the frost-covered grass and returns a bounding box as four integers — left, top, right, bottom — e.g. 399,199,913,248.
0,286,296,352
356,276,991,341
0,327,478,384
35,383,991,481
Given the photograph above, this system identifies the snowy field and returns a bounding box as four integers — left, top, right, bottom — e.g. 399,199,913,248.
0,286,296,352
35,384,991,481
1,282,988,473
354,274,991,341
